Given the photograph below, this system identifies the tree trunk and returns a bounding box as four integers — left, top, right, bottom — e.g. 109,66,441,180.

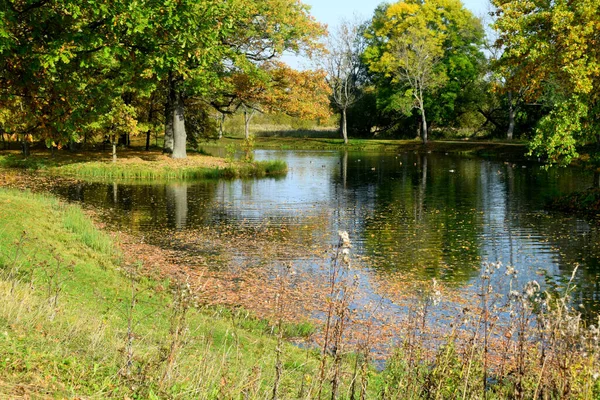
341,108,348,144
163,73,174,154
507,91,515,140
594,171,600,188
218,113,225,140
21,137,30,157
420,106,428,145
171,90,187,159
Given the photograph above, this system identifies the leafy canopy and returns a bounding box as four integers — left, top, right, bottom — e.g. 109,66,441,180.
363,0,484,130
493,0,600,165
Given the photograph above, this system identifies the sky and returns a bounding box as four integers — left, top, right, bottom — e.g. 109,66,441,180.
283,0,492,68
304,0,491,28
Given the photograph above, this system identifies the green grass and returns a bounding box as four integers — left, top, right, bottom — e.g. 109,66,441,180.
52,159,287,180
0,189,351,399
0,154,288,181
1,187,598,399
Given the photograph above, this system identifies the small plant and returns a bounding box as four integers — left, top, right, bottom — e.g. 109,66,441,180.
159,275,197,390
39,253,75,315
241,134,255,162
317,230,358,400
225,143,237,163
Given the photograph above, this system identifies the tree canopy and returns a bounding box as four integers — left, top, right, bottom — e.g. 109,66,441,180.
0,0,326,157
493,0,600,165
362,0,484,141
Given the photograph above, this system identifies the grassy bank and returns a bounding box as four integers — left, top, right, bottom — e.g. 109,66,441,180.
0,189,346,399
0,151,288,181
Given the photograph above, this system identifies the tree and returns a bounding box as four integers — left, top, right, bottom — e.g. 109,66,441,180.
145,0,325,158
363,0,484,142
493,0,600,165
390,28,446,144
0,0,326,159
323,18,366,144
226,61,331,139
0,0,135,153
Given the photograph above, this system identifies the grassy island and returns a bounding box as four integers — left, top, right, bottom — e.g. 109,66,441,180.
0,150,288,181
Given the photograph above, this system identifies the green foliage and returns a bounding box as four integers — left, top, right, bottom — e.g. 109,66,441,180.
241,134,256,162
225,143,237,162
0,0,326,158
493,0,600,165
185,102,220,146
363,0,485,137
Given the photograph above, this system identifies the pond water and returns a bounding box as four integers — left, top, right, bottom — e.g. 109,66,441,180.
54,150,600,317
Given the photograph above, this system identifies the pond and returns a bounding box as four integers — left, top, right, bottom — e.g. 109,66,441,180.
53,149,600,318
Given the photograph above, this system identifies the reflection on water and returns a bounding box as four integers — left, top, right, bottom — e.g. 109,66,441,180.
54,150,600,314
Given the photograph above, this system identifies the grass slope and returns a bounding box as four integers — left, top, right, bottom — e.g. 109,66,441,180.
0,189,350,399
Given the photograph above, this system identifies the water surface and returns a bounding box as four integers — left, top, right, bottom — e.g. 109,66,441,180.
54,150,600,315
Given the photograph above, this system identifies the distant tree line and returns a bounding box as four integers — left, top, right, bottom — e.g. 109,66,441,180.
323,0,600,166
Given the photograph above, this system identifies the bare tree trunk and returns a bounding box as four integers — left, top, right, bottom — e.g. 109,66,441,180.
21,136,30,157
172,90,187,159
341,108,348,144
112,134,117,163
507,91,515,140
218,112,225,139
145,130,151,151
163,72,174,154
420,105,428,145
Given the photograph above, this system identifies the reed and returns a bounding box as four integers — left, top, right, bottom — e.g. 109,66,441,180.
52,159,287,180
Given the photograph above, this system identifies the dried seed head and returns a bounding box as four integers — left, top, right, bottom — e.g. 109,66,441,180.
338,230,351,248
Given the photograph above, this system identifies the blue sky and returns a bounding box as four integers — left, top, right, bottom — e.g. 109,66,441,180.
284,0,492,68
304,0,490,28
